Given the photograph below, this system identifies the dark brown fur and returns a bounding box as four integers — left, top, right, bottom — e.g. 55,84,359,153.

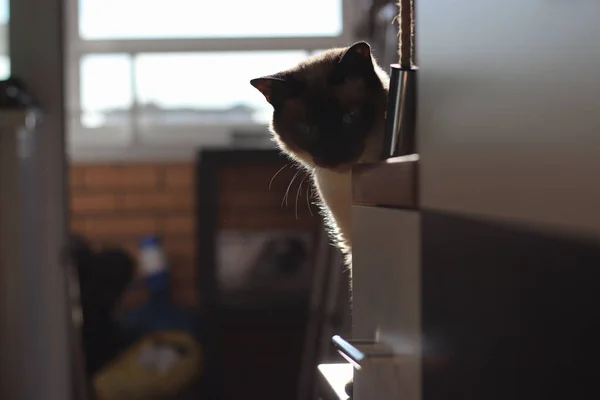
250,43,389,267
250,42,389,169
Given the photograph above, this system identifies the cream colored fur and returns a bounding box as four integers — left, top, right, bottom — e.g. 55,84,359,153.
313,168,353,262
311,115,387,265
312,64,389,265
273,62,389,266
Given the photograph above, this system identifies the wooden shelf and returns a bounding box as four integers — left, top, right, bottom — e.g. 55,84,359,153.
352,154,419,208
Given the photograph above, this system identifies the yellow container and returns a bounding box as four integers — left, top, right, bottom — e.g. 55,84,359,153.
93,330,202,400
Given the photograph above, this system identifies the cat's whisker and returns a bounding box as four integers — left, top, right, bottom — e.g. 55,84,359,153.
250,42,387,267
305,177,314,217
269,163,288,190
282,170,301,207
296,174,307,220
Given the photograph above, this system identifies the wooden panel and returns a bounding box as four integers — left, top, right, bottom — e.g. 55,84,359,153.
421,211,600,400
352,206,421,400
218,309,308,400
418,0,600,237
352,155,419,208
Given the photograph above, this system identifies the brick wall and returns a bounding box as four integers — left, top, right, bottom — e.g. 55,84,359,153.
69,163,197,308
69,161,320,309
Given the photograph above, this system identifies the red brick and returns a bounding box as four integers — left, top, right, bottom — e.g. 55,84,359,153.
70,218,86,234
164,163,194,189
69,166,86,189
77,216,158,238
71,193,117,214
83,165,159,190
219,164,302,191
118,192,193,212
163,215,195,236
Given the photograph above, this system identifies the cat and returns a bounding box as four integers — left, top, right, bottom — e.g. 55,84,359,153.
250,42,390,265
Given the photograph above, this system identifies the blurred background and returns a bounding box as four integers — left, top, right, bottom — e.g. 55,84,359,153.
4,1,600,400
0,0,399,399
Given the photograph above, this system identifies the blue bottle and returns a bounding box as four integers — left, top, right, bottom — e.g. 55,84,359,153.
139,235,169,296
119,235,198,341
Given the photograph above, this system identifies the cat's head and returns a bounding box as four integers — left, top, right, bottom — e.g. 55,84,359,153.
250,42,388,171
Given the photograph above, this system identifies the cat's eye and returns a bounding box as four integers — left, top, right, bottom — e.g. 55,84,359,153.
342,110,359,124
298,124,312,135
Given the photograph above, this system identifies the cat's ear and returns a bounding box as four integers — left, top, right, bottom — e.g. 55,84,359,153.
250,76,293,106
331,42,375,84
338,42,373,68
250,77,279,103
340,41,372,61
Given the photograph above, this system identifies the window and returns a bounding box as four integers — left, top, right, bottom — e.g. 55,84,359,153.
66,0,353,157
76,54,133,145
0,0,8,80
79,0,342,40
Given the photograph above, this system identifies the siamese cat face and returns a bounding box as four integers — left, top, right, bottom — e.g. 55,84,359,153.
250,42,388,171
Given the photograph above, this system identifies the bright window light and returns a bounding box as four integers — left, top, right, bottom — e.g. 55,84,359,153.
79,0,343,40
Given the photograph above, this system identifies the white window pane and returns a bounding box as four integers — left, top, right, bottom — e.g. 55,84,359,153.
79,0,342,40
0,0,7,25
73,54,133,144
0,0,9,80
0,56,8,80
80,53,133,118
134,51,309,127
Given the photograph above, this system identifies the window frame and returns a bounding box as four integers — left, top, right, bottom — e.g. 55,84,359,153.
0,1,8,80
65,0,359,161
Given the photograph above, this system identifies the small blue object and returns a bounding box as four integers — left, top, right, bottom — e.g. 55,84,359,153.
139,235,161,249
120,273,199,341
119,234,199,341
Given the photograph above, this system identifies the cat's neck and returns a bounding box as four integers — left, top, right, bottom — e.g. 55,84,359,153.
313,167,353,251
